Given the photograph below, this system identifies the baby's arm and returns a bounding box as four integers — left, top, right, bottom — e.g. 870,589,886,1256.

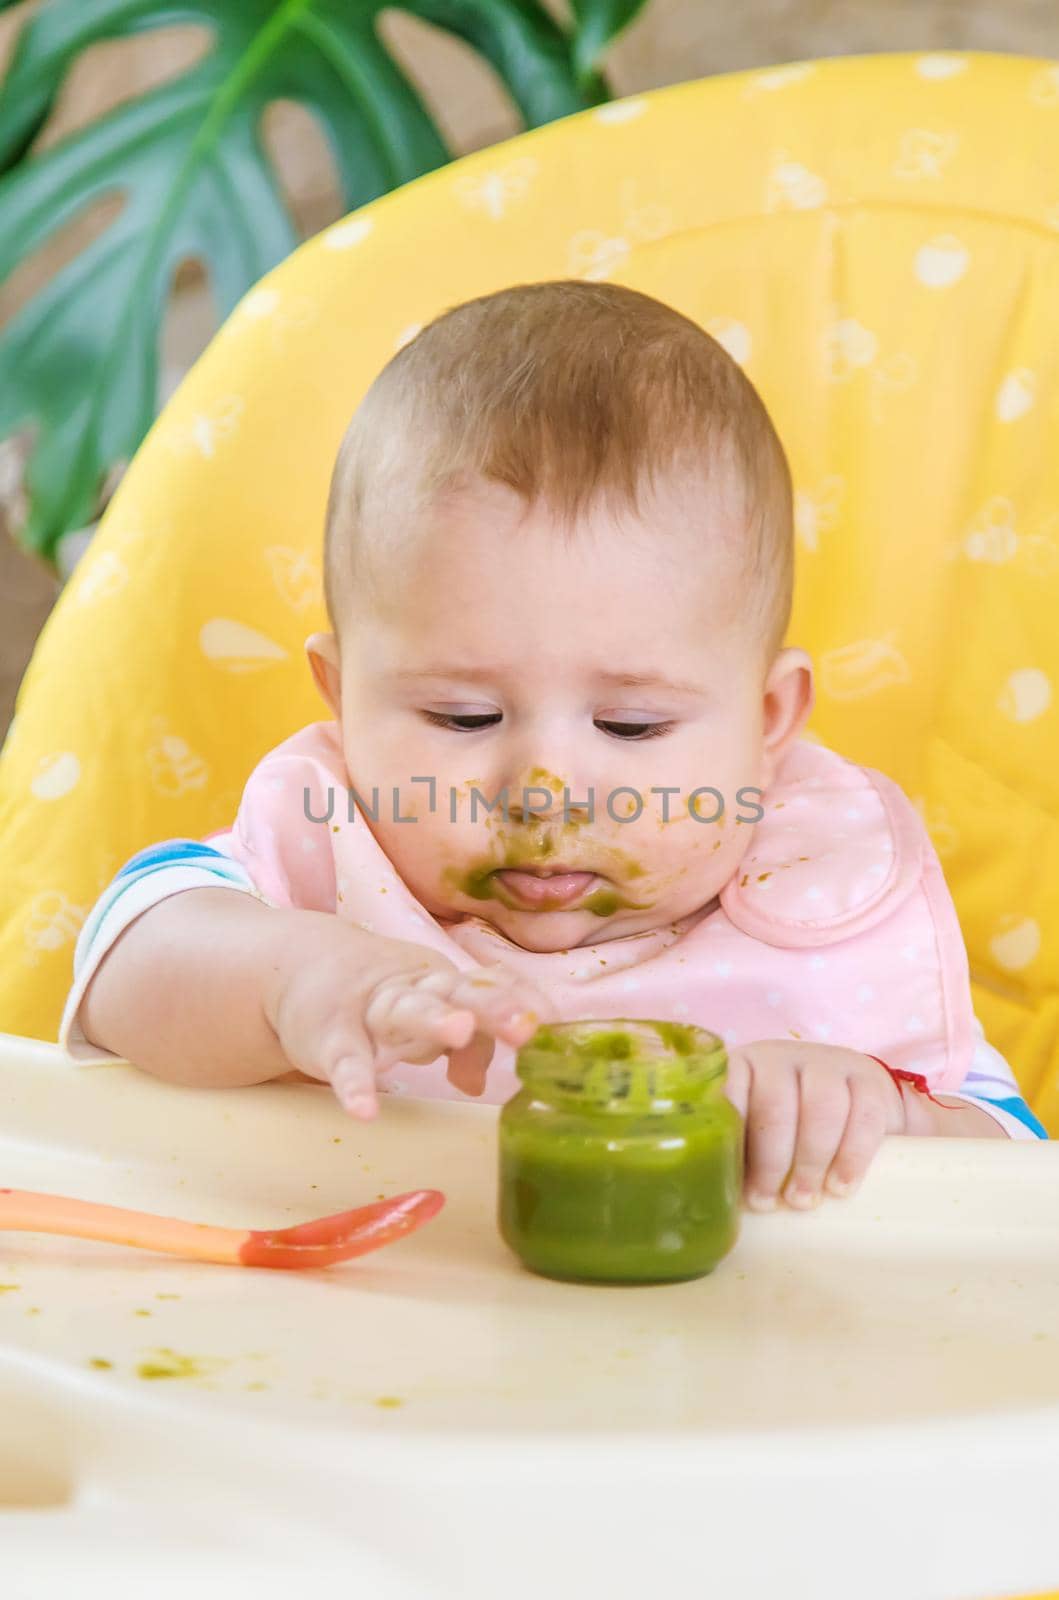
79,886,357,1088
893,1086,1013,1139
70,843,552,1115
906,1022,1049,1140
725,1032,1045,1212
61,839,264,1064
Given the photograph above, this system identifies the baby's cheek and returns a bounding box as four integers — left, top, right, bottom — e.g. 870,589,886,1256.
643,819,739,903
375,815,453,900
692,807,746,865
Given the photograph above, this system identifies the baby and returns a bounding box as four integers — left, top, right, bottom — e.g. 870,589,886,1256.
61,280,1046,1213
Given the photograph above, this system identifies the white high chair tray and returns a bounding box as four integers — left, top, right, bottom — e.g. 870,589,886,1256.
2,1032,1058,1600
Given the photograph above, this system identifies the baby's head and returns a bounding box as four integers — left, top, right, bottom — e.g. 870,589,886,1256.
307,280,813,952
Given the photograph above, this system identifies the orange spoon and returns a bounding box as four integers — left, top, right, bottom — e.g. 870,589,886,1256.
0,1186,444,1269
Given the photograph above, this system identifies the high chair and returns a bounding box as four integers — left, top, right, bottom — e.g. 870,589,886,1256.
2,50,1057,1123
1,52,1059,1597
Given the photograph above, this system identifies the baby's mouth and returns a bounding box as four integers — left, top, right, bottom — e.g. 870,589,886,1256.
492,867,599,908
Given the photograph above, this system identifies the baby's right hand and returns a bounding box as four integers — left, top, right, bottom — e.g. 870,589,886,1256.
262,915,555,1118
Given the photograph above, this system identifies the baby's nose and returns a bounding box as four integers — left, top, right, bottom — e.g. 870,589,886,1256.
508,775,593,825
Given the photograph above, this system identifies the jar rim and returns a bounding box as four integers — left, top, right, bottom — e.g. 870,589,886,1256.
515,1018,728,1107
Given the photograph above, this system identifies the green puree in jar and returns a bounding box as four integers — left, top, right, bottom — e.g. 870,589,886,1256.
498,1019,744,1284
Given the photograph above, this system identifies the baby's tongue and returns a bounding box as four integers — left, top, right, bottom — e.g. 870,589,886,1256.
495,869,595,906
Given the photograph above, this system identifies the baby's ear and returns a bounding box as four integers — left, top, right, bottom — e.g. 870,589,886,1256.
760,646,815,781
305,631,342,718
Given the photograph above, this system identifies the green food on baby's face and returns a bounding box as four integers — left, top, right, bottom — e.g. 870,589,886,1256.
438,777,653,917
444,833,651,917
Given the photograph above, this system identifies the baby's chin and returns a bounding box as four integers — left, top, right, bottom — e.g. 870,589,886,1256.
446,901,678,953
428,868,731,950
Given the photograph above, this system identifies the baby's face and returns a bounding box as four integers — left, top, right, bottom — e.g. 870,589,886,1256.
315,473,812,952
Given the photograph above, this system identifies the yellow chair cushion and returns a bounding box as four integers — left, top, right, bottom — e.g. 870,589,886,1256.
2,50,1057,1126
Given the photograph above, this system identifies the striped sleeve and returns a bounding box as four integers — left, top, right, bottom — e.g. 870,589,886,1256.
939,1017,1049,1139
59,837,267,1064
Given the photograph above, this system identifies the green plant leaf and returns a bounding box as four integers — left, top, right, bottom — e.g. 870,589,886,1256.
568,0,647,86
0,0,644,563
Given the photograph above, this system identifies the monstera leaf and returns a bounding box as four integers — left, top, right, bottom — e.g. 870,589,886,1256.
0,0,648,565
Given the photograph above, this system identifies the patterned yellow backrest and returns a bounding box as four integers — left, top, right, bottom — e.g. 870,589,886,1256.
1,51,1057,1124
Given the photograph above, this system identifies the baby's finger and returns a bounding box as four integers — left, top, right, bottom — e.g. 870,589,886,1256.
445,1028,496,1097
386,1003,489,1090
782,1068,851,1210
329,1052,379,1120
824,1076,890,1198
724,1048,750,1122
743,1058,800,1212
370,986,478,1063
360,978,508,1101
430,1007,479,1050
362,975,475,1064
418,966,551,1044
361,987,499,1098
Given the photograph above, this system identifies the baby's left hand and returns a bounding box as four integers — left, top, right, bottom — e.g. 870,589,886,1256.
724,1041,906,1212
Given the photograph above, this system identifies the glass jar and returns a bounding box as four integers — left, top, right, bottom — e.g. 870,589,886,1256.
498,1018,743,1285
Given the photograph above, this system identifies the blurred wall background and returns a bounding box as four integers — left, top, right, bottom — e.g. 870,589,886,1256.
2,0,1056,736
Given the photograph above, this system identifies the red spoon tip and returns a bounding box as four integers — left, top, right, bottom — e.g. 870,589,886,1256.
238,1188,445,1270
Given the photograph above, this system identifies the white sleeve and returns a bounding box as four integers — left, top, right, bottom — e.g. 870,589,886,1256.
937,1015,1049,1140
60,838,266,1064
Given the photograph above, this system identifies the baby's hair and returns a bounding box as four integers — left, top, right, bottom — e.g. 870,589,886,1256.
324,279,793,663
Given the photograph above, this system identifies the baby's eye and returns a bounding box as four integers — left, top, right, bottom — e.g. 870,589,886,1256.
421,710,501,733
595,719,673,741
